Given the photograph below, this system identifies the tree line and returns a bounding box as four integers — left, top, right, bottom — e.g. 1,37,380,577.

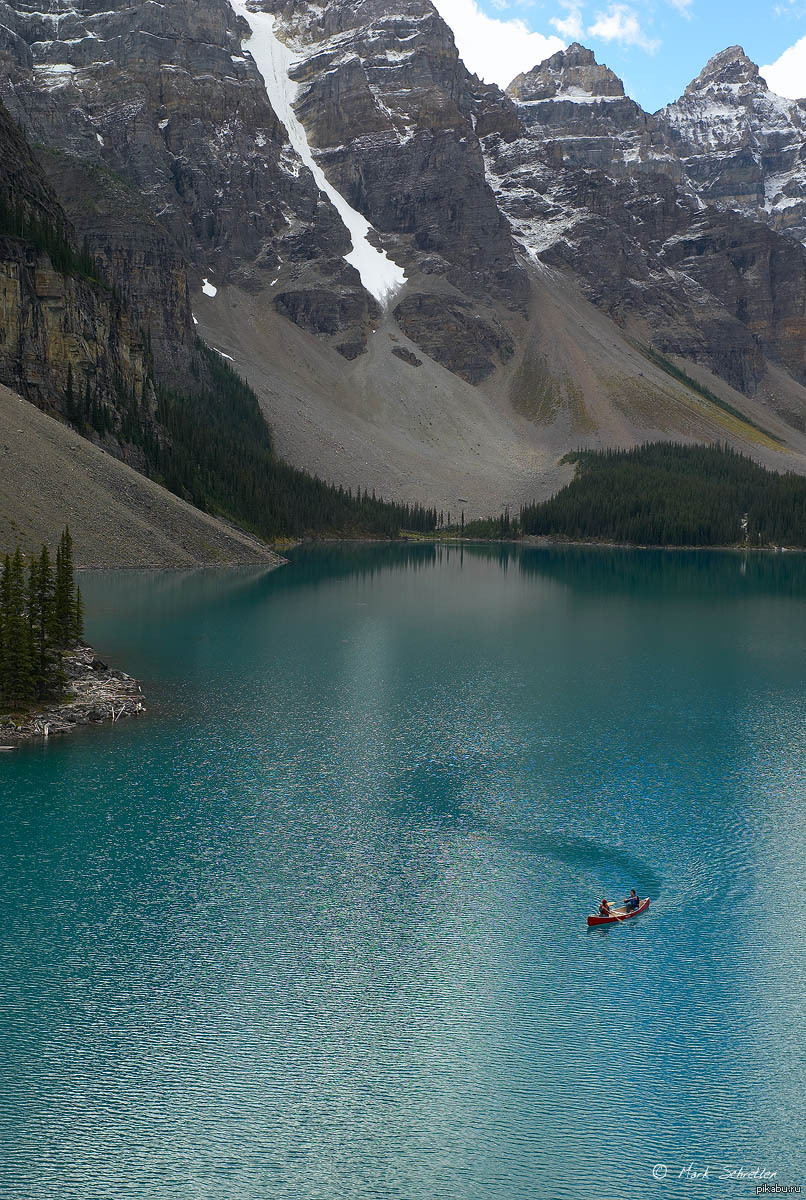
0,528,83,712
519,442,806,547
125,343,439,539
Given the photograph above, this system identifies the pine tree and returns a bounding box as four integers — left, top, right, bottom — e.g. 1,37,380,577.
0,553,10,699
53,526,77,646
0,549,36,709
0,530,85,712
28,545,63,700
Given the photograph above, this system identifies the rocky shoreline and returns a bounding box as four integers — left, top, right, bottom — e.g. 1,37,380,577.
0,644,145,747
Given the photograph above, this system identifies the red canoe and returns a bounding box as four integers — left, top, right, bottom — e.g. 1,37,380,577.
587,897,650,926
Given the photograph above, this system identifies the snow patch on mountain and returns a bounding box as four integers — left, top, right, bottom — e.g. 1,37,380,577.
229,0,406,308
518,90,623,105
32,62,76,86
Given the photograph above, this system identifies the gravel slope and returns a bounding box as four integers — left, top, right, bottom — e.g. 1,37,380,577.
194,266,806,521
0,384,283,567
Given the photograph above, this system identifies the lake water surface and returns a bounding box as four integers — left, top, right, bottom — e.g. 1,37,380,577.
1,545,804,1199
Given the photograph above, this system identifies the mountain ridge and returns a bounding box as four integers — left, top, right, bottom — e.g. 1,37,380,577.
1,1,805,523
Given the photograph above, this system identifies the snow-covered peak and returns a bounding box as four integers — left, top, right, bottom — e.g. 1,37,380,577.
683,46,760,95
657,45,806,245
661,44,805,146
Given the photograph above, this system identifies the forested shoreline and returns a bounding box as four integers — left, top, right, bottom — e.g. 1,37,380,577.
518,444,806,548
0,528,83,713
420,443,806,548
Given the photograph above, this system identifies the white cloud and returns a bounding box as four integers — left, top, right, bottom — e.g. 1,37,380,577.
551,3,585,38
587,3,659,52
552,11,584,37
761,36,806,98
666,0,693,15
431,0,565,88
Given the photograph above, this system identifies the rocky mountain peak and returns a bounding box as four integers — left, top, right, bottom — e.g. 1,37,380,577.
507,43,624,103
658,43,806,244
683,46,761,95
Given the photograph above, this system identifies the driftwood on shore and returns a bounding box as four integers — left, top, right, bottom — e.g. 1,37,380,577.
0,644,145,745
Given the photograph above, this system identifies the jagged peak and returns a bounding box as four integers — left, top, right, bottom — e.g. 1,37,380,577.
683,46,762,95
506,42,624,103
549,42,598,69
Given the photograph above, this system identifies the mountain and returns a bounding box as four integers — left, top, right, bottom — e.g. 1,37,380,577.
660,47,806,245
251,0,529,378
0,93,444,550
505,43,681,183
1,4,805,520
482,43,806,400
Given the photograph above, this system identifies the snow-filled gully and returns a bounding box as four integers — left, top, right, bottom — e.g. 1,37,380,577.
229,0,406,308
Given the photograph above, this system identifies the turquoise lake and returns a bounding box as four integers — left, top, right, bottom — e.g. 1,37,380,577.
1,545,804,1199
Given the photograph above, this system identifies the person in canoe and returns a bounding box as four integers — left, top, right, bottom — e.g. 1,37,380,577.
624,889,639,911
599,898,611,917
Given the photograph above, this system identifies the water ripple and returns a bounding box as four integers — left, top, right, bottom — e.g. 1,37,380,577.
1,551,804,1199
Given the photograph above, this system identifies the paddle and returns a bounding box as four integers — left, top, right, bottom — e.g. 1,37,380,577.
590,895,643,922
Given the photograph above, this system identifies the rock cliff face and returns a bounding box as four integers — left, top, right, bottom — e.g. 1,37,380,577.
0,0,371,363
37,151,193,379
0,100,150,425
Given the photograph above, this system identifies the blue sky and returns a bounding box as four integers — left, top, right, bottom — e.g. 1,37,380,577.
432,0,806,110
